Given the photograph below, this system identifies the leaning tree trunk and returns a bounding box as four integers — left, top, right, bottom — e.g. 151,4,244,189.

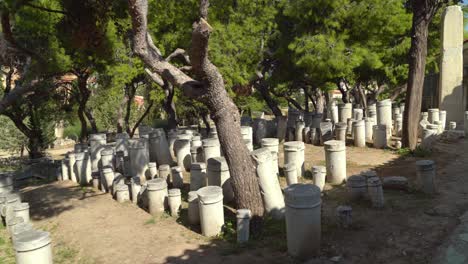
127,0,265,231
256,80,283,117
85,109,98,133
403,2,432,150
76,73,90,142
162,81,178,130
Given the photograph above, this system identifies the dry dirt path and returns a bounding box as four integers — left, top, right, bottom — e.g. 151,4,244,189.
14,138,468,264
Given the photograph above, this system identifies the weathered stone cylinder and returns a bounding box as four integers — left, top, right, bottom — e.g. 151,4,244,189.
324,140,346,185
261,138,280,175
377,99,392,136
330,102,339,124
128,139,149,183
241,126,253,147
147,178,168,215
168,188,181,217
89,133,107,173
206,157,234,202
101,167,114,193
68,152,77,183
115,132,129,156
61,159,69,181
276,116,288,143
449,121,457,130
197,186,224,237
167,130,178,160
14,229,52,264
416,160,436,194
394,115,403,137
338,103,352,123
253,118,268,145
171,166,184,188
284,141,305,178
100,147,114,171
353,108,363,120
335,122,347,142
373,125,387,149
295,120,305,142
353,120,366,147
11,222,33,243
439,110,447,130
74,152,86,185
347,118,354,136
13,203,29,224
202,138,221,163
174,138,191,172
115,183,130,203
284,163,297,186
365,118,374,142
252,148,285,219
236,209,251,243
149,130,172,166
158,164,171,185
130,177,141,204
428,108,440,124
312,166,326,191
0,173,14,194
284,184,321,259
190,162,206,191
346,175,367,200
187,191,200,225
367,177,384,208
146,162,158,179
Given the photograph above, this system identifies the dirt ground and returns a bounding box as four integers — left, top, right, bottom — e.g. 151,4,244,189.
3,137,468,264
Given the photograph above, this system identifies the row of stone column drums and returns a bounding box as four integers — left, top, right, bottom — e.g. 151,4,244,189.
0,172,52,264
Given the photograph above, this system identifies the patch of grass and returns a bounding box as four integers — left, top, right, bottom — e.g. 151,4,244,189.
54,246,78,263
395,147,431,158
144,217,156,225
0,225,15,264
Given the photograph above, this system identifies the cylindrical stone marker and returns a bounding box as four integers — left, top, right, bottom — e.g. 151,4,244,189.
61,159,69,181
252,148,285,219
174,138,191,172
295,120,305,142
338,103,352,123
171,166,184,189
168,188,182,217
377,99,393,136
284,184,321,259
284,141,305,178
146,162,158,179
190,162,207,191
0,173,14,194
68,152,77,183
101,167,114,193
130,177,141,204
261,138,280,175
428,108,440,124
353,120,366,147
394,115,403,137
89,133,107,174
128,139,149,183
335,122,347,142
439,110,447,130
236,209,251,243
284,163,297,186
365,117,374,142
115,183,130,203
202,138,221,163
353,108,363,121
100,147,114,171
312,166,326,191
147,178,168,215
373,125,387,149
416,160,436,194
367,177,384,208
197,186,224,237
187,191,200,225
347,118,354,136
14,229,52,264
158,164,171,185
449,121,457,130
206,157,234,202
149,130,172,166
324,140,347,185
74,152,86,185
13,203,30,224
346,175,367,200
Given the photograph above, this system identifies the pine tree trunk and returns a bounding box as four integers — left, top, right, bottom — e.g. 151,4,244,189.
163,81,178,130
403,4,430,150
256,81,283,117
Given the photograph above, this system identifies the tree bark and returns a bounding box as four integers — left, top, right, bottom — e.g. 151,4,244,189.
127,0,265,230
85,109,98,133
162,80,178,130
255,78,283,117
76,72,90,142
117,94,129,133
315,88,325,114
403,0,438,150
303,87,309,112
